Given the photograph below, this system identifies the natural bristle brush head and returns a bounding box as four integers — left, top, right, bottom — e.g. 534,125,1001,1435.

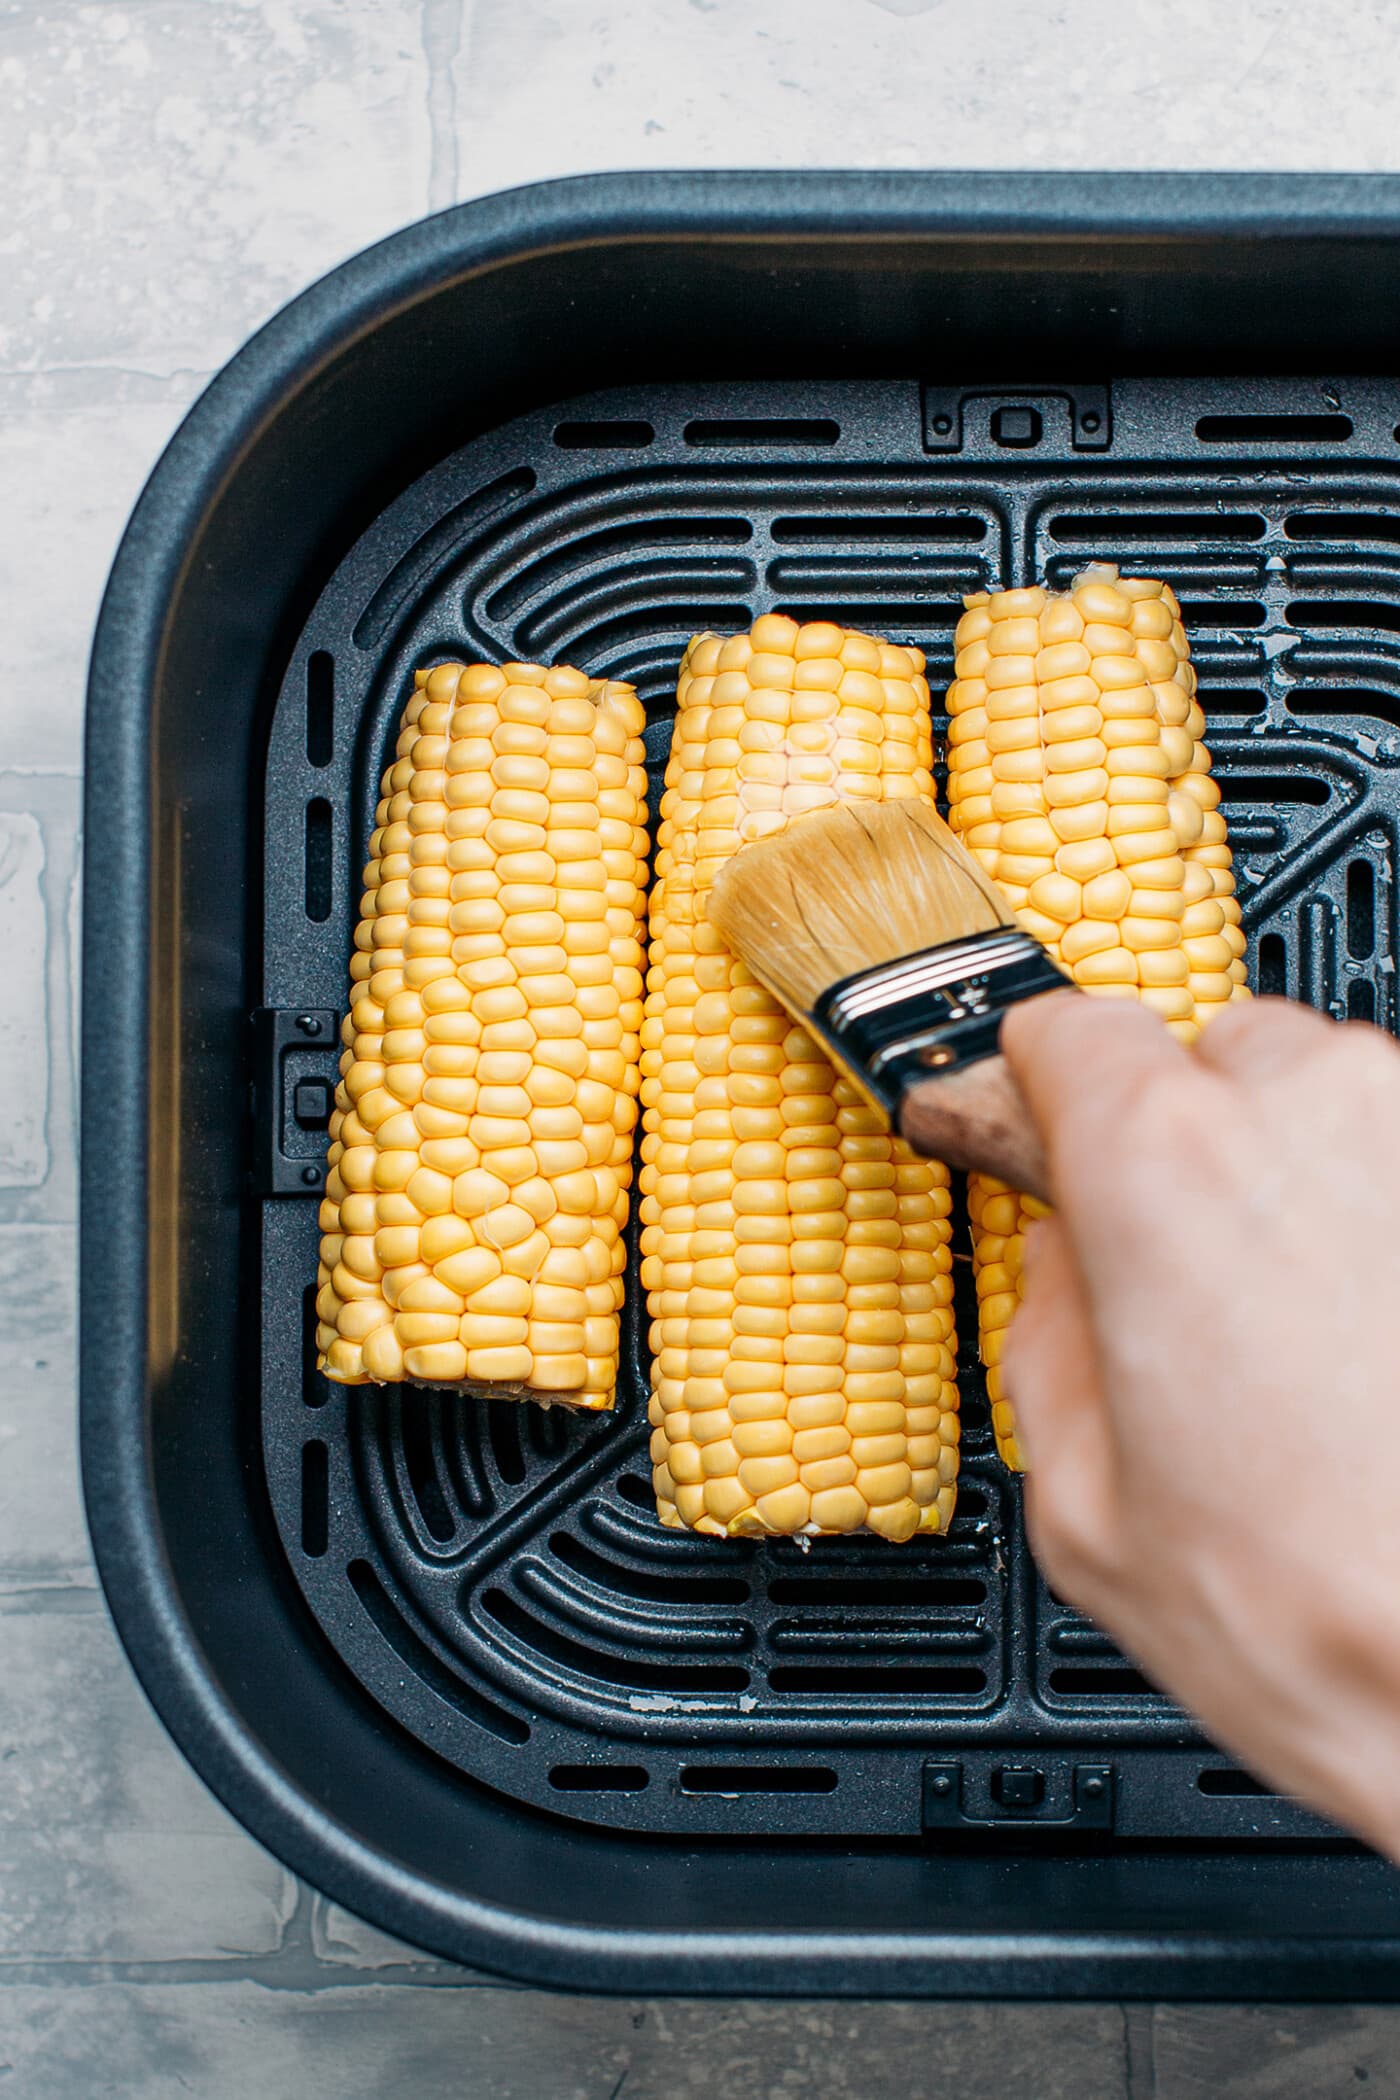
707,798,1015,1013
709,797,1069,1207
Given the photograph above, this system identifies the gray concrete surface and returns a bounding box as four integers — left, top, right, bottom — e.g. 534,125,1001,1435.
9,0,1400,2091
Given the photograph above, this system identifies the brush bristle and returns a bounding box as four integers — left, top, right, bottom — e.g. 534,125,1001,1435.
707,800,1014,1014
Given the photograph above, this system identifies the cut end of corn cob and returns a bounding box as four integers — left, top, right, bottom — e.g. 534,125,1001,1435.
639,615,960,1541
315,659,649,1411
946,565,1249,1469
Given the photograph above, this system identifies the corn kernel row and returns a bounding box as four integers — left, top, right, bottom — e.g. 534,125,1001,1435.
316,660,648,1407
945,570,1248,1467
639,615,960,1540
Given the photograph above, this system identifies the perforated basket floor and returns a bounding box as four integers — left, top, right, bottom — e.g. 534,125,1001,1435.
258,377,1397,1844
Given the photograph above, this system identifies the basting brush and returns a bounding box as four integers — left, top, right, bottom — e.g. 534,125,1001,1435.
707,798,1075,1202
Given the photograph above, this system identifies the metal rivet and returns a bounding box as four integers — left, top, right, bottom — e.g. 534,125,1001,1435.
301,1165,322,1186
296,1014,323,1036
932,414,952,435
1081,411,1101,434
1082,1776,1105,1799
930,1773,953,1796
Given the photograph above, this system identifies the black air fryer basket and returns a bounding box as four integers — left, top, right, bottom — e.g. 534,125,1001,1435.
82,172,1400,1997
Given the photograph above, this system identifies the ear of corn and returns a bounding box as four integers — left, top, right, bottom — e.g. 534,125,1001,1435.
639,616,960,1540
316,659,649,1410
945,567,1248,1469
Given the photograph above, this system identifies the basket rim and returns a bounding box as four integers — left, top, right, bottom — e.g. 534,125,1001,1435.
80,167,1400,1993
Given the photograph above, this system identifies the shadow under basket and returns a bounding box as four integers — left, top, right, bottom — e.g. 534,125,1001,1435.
82,170,1400,1998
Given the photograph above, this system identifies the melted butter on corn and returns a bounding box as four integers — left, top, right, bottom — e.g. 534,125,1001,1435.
316,660,649,1409
639,615,960,1540
946,568,1249,1468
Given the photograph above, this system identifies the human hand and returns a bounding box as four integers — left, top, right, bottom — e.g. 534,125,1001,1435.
1000,989,1400,1855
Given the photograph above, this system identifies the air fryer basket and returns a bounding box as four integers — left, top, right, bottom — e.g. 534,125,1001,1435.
83,173,1400,1995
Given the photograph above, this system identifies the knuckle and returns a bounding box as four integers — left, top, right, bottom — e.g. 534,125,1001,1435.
1337,1022,1400,1093
1104,1062,1204,1166
1203,994,1336,1082
1025,1480,1106,1600
1212,993,1293,1044
1021,1423,1123,1603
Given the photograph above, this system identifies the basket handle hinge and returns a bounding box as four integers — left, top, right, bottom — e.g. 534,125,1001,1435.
249,1008,338,1196
923,1758,1115,1836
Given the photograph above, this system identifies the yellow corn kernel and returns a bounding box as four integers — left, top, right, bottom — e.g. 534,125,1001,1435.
946,566,1249,1469
317,661,648,1410
642,618,959,1539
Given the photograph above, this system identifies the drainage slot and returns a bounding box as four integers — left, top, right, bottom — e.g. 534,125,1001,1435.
305,651,334,766
1348,859,1376,958
773,600,962,634
352,468,537,651
559,603,754,666
1288,687,1400,732
1197,688,1267,717
1286,511,1400,544
768,1664,985,1693
527,1405,570,1461
615,1472,656,1511
401,1401,456,1543
550,1531,749,1606
1176,600,1268,628
767,1575,985,1607
486,520,752,621
1258,932,1289,997
1197,1766,1280,1797
304,799,333,922
684,417,840,447
1289,599,1400,635
772,514,984,544
1196,413,1353,443
349,1561,530,1743
554,419,654,449
1048,1665,1158,1696
680,1765,837,1795
301,1441,329,1557
1219,773,1330,805
487,1401,526,1487
301,1284,328,1408
1049,511,1267,544
1349,979,1377,1023
482,1589,750,1692
550,1763,649,1792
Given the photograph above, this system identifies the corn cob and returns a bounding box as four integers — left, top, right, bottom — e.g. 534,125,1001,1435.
945,566,1248,1468
316,659,649,1409
638,616,960,1540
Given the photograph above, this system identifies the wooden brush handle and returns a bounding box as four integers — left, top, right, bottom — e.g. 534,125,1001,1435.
898,1053,1050,1205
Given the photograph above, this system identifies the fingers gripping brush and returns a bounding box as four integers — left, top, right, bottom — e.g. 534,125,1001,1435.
707,799,1073,1205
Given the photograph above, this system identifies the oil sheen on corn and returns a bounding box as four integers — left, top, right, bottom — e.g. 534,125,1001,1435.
639,616,960,1542
945,568,1249,1468
315,661,649,1411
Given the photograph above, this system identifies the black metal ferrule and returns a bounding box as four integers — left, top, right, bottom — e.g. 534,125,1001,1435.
809,928,1072,1117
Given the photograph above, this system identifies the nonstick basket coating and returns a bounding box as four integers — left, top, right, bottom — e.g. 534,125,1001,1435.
83,173,1400,1993
263,374,1398,1844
